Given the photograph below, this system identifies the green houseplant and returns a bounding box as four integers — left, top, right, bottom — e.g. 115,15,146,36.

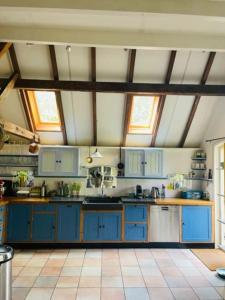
71,182,82,197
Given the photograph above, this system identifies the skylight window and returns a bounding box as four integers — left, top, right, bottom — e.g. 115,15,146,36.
27,91,61,131
128,95,159,134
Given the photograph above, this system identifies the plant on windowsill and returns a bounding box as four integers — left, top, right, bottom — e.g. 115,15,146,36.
71,182,82,197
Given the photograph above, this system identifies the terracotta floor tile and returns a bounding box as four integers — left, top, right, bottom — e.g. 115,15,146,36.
56,276,79,287
40,267,62,276
102,258,120,267
185,276,212,287
76,287,101,300
33,276,58,288
13,276,37,288
138,258,157,267
121,266,142,276
144,276,168,287
79,276,101,287
124,287,150,300
26,259,47,267
101,287,125,300
178,267,201,277
12,259,30,267
193,287,222,299
215,287,225,298
81,267,101,277
83,258,101,267
148,287,174,300
12,266,23,276
12,287,30,300
171,287,199,300
164,276,190,288
141,266,162,277
102,266,121,276
123,276,146,287
45,258,65,267
19,266,42,276
160,267,183,277
26,287,53,300
64,258,84,267
61,267,82,276
101,276,123,287
51,287,77,300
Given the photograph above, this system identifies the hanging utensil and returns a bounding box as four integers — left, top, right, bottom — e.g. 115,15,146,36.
86,146,93,164
117,147,124,170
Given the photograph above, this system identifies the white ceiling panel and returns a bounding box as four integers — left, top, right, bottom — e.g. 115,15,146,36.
0,52,12,77
0,90,27,128
96,48,128,82
55,45,90,81
207,52,225,84
97,93,125,146
14,43,52,79
38,132,64,145
184,97,218,147
133,49,170,83
126,134,151,147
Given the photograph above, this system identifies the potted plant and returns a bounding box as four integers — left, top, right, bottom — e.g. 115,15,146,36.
71,182,82,197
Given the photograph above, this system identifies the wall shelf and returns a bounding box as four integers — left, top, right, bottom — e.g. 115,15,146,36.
117,176,168,180
191,157,206,161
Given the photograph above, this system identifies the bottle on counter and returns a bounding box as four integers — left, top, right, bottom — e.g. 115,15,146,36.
41,180,46,197
160,184,166,199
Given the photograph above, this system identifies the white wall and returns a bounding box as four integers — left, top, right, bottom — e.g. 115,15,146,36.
0,144,202,198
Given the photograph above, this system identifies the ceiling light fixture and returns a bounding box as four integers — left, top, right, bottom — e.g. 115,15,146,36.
91,148,103,158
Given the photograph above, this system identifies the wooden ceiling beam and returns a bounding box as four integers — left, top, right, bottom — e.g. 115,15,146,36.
0,42,12,59
6,78,225,96
49,45,68,145
178,51,216,147
8,44,35,133
122,49,136,146
0,72,18,100
0,118,39,142
151,50,177,146
91,47,97,146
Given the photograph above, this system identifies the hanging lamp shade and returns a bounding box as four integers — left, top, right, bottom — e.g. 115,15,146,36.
91,148,103,158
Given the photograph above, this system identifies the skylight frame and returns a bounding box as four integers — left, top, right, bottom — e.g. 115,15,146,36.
26,90,61,132
128,94,159,135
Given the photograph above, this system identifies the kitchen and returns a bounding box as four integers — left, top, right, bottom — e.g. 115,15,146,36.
1,2,225,300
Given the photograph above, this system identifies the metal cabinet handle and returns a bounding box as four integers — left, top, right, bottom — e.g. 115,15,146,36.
102,225,105,228
182,222,185,225
161,207,169,211
134,224,137,227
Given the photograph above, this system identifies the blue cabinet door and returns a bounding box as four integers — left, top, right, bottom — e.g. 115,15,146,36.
182,206,212,242
7,204,31,242
83,213,100,241
125,205,147,222
57,204,80,241
32,214,55,241
101,213,121,241
125,224,147,241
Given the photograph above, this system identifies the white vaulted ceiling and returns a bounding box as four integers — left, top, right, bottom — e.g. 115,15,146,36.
0,43,223,147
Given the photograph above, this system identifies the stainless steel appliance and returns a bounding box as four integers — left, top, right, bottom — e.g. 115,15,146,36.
150,187,160,199
0,245,14,300
150,206,180,242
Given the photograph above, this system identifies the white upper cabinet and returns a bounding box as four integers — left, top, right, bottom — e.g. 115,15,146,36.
38,147,79,176
124,149,163,178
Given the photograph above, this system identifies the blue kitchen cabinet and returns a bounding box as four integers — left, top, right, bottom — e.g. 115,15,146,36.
124,149,163,177
57,204,80,241
182,206,212,242
32,214,56,241
0,205,5,244
7,204,31,242
83,212,122,241
125,224,147,241
125,205,147,222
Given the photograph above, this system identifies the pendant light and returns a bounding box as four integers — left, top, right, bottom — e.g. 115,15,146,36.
91,148,103,158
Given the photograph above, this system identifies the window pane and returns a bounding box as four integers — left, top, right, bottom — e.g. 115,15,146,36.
130,95,155,127
34,91,60,123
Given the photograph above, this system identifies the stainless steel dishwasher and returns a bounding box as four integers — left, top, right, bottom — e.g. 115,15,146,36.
150,206,180,242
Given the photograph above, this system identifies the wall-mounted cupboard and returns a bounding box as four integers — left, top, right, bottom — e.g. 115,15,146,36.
38,147,79,177
123,149,163,178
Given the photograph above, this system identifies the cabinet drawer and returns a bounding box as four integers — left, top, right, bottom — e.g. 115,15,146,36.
33,204,56,212
125,224,147,241
125,205,147,222
0,206,5,213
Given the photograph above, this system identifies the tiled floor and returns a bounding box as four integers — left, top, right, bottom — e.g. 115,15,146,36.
11,248,225,300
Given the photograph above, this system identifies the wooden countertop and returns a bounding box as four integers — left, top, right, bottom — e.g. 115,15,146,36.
155,198,214,206
0,197,50,206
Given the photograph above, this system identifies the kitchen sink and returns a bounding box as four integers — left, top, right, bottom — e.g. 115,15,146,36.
82,196,122,210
